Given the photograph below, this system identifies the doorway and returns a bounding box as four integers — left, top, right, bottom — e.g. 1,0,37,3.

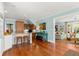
55,20,79,44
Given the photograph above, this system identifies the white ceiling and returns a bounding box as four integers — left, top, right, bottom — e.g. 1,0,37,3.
3,2,79,20
55,11,79,22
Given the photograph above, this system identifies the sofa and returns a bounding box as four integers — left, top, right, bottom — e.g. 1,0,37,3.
36,31,48,41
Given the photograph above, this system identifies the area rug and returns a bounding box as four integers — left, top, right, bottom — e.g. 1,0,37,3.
64,50,79,56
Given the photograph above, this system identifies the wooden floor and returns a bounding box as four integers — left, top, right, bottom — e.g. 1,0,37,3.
3,39,79,56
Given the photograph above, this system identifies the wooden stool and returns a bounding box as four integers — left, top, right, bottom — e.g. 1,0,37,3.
23,33,30,43
16,36,23,44
16,33,30,45
16,34,23,45
23,36,28,43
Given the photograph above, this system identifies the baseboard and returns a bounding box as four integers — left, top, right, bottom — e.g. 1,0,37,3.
48,40,55,43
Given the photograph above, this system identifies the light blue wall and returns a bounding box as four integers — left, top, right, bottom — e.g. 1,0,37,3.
46,19,55,43
39,18,55,43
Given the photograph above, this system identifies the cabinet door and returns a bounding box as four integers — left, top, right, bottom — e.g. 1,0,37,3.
0,3,4,55
4,36,12,51
0,16,4,55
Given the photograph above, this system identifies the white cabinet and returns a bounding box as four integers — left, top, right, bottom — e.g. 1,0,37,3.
4,35,12,51
0,3,4,56
0,17,4,55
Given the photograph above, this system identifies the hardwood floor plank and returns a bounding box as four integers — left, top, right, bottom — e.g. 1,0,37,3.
2,39,79,56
